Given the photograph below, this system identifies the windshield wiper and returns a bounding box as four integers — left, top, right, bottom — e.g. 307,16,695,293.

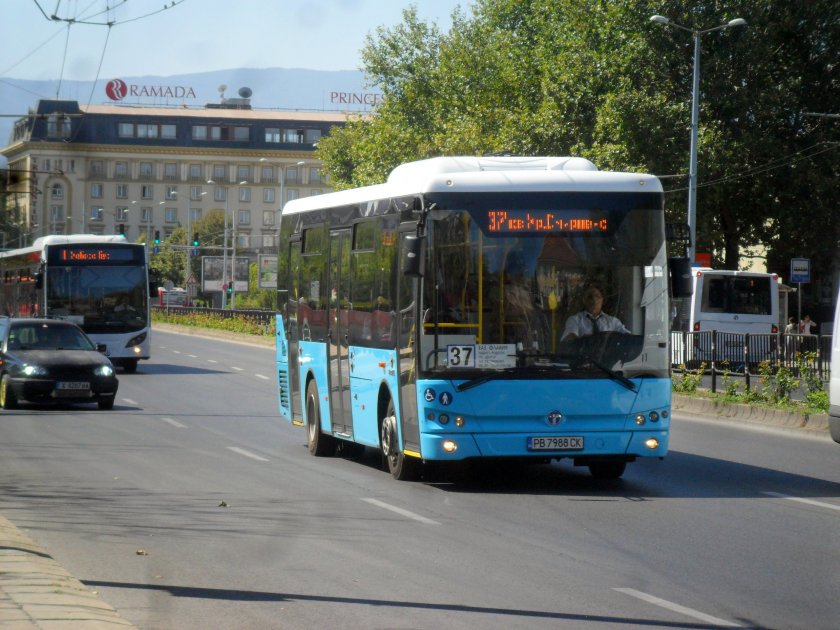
585,356,637,392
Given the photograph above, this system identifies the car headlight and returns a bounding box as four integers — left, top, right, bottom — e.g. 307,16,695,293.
22,364,48,377
94,365,115,377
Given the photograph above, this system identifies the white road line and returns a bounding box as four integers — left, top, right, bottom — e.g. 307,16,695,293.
227,446,269,462
762,491,840,512
232,366,244,371
361,498,441,525
172,350,181,354
614,588,743,628
160,417,187,429
255,374,270,380
122,398,138,406
188,354,198,358
207,359,217,364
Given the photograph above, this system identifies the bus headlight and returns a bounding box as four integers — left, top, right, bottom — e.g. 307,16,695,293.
645,438,660,450
126,333,147,348
443,440,458,453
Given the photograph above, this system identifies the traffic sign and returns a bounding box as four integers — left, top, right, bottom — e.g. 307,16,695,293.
790,258,810,283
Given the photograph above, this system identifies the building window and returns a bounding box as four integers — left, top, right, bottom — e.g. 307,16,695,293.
139,162,154,178
237,165,251,182
305,129,322,143
239,187,251,203
265,128,281,143
190,186,203,200
210,126,222,140
90,161,104,177
47,114,71,138
233,126,249,141
189,164,202,180
137,124,158,138
284,129,305,143
262,234,274,248
90,206,104,221
190,208,202,222
237,209,251,225
164,163,178,180
260,165,274,182
309,168,321,185
50,205,64,222
263,188,275,203
141,207,152,223
287,189,299,202
114,161,129,178
164,207,177,223
50,183,63,200
263,210,275,226
192,125,207,140
213,164,226,179
236,233,249,248
91,183,104,198
116,184,129,199
142,185,154,200
116,206,130,221
214,187,226,202
118,123,134,137
165,185,177,200
285,168,298,184
161,124,176,139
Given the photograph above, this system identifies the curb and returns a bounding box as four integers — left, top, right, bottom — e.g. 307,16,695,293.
0,515,137,628
672,393,829,432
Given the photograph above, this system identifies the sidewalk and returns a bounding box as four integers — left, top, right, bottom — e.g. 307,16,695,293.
0,514,136,629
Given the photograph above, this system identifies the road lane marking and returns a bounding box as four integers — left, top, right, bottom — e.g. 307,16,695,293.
614,588,743,628
227,446,269,462
361,498,440,525
173,350,181,354
232,366,244,371
160,417,187,428
122,398,138,406
762,491,840,512
188,354,198,358
207,359,217,364
255,374,270,380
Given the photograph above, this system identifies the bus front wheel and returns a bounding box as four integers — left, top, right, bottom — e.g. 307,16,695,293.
380,400,419,481
306,380,335,456
121,360,138,374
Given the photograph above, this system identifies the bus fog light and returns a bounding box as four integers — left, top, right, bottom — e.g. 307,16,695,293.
645,438,660,449
132,346,142,355
439,414,450,425
454,416,465,427
635,414,646,426
648,411,659,422
443,440,458,453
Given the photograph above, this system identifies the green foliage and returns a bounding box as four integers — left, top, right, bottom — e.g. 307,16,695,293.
231,263,275,309
673,362,706,393
152,309,273,337
318,0,839,286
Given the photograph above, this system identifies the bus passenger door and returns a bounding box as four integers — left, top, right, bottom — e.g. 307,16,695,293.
328,230,352,436
397,231,421,454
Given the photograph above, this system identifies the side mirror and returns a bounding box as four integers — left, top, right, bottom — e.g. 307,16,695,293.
669,257,693,298
402,235,426,278
35,270,44,290
96,343,107,353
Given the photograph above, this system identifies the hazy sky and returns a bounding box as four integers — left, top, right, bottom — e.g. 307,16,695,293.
1,0,473,80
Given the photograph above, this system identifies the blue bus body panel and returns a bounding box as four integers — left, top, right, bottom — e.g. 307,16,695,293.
414,377,671,461
276,316,291,421
348,346,402,447
299,340,332,432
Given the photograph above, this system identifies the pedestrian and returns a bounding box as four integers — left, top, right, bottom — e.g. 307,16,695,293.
799,314,816,335
784,316,797,363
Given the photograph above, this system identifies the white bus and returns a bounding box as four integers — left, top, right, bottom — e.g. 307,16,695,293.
0,235,154,372
671,268,780,367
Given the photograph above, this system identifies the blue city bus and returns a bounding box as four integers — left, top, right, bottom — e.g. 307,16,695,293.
0,235,153,372
276,156,686,480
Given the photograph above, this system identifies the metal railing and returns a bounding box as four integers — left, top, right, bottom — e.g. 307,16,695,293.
670,330,832,382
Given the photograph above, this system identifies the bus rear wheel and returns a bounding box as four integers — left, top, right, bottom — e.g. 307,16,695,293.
305,380,335,456
380,400,419,481
588,461,626,480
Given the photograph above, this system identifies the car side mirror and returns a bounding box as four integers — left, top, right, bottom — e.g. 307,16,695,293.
96,343,107,353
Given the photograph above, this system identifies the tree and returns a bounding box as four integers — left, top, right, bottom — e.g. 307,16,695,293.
318,0,838,315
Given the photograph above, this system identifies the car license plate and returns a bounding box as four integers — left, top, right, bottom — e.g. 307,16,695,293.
527,436,584,451
55,381,90,392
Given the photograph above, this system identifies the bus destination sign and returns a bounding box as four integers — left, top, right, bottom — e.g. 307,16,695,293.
48,245,142,265
485,209,608,234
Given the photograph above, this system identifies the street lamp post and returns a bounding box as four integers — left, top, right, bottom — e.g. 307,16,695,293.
230,180,248,308
650,14,746,263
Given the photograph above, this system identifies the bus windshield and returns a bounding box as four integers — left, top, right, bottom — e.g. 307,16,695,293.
420,196,669,379
46,265,149,334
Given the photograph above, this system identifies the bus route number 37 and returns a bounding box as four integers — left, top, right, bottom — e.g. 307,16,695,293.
447,344,477,368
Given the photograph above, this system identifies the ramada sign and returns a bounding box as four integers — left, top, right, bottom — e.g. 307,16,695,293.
105,78,196,101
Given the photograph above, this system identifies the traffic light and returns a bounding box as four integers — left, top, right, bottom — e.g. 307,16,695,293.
192,232,199,247
154,230,160,245
118,223,125,237
226,283,233,296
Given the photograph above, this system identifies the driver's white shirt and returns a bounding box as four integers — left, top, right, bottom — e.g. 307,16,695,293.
563,310,629,339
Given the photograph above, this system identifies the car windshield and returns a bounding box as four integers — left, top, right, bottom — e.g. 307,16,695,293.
8,323,96,351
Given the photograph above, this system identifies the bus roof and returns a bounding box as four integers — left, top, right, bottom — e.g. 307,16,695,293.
0,234,131,260
282,156,662,215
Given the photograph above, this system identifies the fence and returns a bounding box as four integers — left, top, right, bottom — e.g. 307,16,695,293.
670,330,832,382
152,305,274,329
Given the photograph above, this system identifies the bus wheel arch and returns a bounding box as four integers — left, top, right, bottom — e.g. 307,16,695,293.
305,376,335,456
378,388,419,481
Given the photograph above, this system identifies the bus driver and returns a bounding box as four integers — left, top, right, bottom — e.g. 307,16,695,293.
562,286,628,341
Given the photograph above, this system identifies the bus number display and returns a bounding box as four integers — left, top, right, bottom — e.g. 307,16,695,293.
486,210,608,234
47,245,142,265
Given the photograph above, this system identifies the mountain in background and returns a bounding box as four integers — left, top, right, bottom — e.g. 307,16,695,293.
0,67,372,162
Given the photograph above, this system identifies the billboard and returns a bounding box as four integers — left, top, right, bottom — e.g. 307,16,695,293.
258,255,277,289
201,256,249,292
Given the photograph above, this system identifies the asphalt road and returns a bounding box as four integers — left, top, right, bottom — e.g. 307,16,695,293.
0,329,837,629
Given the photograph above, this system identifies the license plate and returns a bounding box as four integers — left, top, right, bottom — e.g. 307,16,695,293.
527,436,584,451
56,381,90,391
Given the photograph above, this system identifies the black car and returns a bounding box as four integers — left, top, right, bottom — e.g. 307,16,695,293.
0,318,119,410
